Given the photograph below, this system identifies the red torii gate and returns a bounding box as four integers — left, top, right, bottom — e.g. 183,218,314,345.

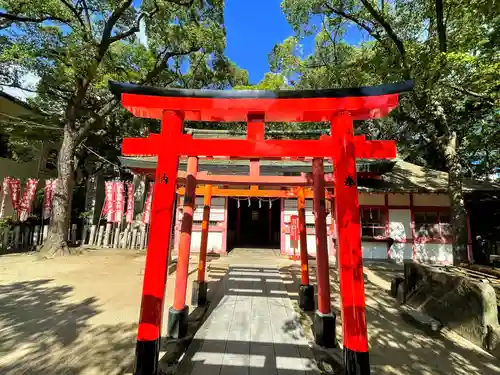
111,80,412,375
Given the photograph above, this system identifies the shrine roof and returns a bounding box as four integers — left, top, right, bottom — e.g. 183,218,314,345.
117,156,500,193
117,157,394,175
109,80,413,122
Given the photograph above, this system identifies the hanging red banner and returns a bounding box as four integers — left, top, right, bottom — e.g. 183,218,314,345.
114,181,125,223
42,179,57,220
126,182,135,224
142,182,154,224
7,178,21,215
18,178,39,222
103,181,115,223
290,215,299,241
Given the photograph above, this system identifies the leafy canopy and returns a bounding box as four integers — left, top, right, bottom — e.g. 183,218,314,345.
273,0,499,175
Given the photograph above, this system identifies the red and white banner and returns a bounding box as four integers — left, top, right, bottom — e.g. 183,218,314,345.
125,182,134,224
18,178,38,222
42,179,57,220
142,182,154,224
103,181,115,223
7,178,21,216
114,181,125,223
0,177,10,218
290,215,299,241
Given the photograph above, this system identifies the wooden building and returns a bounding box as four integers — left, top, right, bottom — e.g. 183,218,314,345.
119,129,500,265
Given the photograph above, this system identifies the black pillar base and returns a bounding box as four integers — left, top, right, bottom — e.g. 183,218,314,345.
133,338,160,375
313,310,337,348
166,306,189,339
390,277,404,298
344,347,370,375
299,284,315,311
191,280,208,306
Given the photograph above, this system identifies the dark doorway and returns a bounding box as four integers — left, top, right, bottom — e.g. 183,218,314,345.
468,192,500,265
227,197,281,250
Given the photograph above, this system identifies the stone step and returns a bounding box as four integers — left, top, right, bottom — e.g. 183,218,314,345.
399,305,442,335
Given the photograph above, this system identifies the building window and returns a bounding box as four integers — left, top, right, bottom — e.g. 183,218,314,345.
45,149,58,170
0,134,11,158
414,210,452,242
360,207,387,238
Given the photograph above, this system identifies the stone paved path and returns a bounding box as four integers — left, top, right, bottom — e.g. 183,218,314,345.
177,264,319,375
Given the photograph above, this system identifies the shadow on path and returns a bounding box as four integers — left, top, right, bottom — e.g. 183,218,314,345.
0,279,137,375
280,263,500,375
168,264,321,375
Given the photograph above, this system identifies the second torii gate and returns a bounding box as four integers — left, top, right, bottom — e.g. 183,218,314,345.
111,80,412,375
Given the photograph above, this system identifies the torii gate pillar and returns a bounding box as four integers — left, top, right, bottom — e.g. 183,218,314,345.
112,79,412,375
297,187,314,312
333,112,369,373
133,111,181,375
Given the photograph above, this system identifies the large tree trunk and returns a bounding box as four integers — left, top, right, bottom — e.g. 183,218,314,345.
444,131,469,265
39,127,76,257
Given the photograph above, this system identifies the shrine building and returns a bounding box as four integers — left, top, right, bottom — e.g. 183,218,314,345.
119,128,496,265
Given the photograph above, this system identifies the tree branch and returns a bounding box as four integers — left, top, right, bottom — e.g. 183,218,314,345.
59,0,88,38
0,11,70,28
443,83,495,104
108,0,160,43
79,0,93,32
167,0,195,6
99,0,134,55
142,45,202,84
322,4,386,46
435,0,447,53
357,0,410,78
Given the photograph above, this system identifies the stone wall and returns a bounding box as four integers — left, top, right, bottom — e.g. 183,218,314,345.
404,263,500,357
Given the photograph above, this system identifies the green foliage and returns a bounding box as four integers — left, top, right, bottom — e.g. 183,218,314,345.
0,216,14,230
275,0,499,175
0,0,248,148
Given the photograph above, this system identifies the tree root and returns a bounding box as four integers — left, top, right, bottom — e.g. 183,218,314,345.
38,240,83,259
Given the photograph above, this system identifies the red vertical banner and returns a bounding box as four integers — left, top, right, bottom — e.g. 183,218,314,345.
42,179,56,220
290,215,299,241
18,178,38,222
142,182,154,224
126,182,135,224
7,178,21,219
290,214,299,260
103,181,115,223
114,181,125,223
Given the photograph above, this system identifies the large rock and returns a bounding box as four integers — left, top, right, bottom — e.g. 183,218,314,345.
404,263,500,357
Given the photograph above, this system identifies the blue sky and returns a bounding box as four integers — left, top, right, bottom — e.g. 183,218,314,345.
224,0,365,84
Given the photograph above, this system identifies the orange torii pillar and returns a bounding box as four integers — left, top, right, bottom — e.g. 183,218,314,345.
312,158,336,348
191,184,212,306
167,156,198,339
297,187,314,311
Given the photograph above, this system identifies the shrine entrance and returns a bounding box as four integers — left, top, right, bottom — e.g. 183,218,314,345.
111,79,412,375
227,197,281,249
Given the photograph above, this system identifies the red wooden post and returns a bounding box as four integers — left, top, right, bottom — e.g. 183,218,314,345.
113,79,408,375
332,112,370,374
297,187,314,311
312,158,336,348
134,111,182,375
192,184,212,306
168,156,198,339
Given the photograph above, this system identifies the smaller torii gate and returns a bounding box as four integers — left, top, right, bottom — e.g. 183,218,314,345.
111,80,412,375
